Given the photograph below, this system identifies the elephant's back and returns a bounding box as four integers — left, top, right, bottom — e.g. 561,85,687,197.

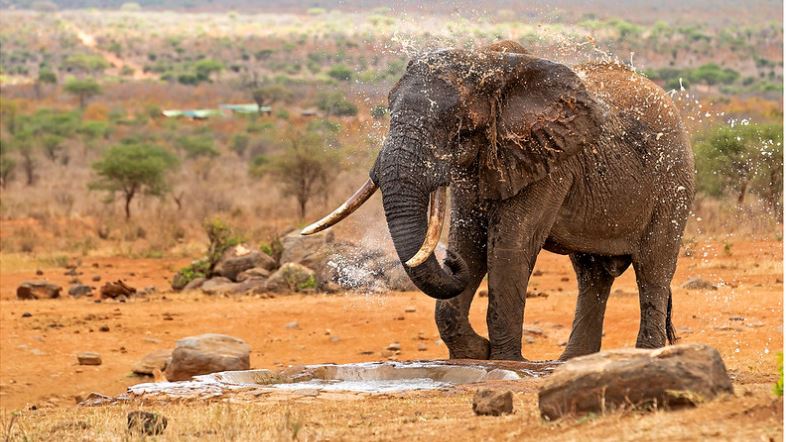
574,62,685,138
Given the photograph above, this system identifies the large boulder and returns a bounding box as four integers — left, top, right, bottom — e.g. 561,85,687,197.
265,263,317,293
214,244,276,282
164,334,250,382
132,349,173,376
538,344,733,420
280,230,335,268
17,281,62,300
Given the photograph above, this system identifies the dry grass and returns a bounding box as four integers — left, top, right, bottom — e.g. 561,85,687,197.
0,384,781,441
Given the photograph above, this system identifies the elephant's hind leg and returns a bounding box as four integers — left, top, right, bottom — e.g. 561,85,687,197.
560,254,630,360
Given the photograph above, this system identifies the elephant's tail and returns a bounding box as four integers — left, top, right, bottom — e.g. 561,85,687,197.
666,290,677,344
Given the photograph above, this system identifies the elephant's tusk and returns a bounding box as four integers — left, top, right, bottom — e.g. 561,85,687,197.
406,186,447,268
301,179,379,235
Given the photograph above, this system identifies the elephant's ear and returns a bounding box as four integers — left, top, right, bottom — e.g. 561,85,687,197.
478,56,604,200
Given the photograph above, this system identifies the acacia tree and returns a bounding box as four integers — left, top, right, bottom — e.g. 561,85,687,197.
250,126,342,219
694,122,783,214
64,78,101,109
90,142,178,220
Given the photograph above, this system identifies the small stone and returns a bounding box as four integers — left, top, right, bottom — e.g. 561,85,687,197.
17,281,62,300
681,277,718,291
417,343,427,351
68,284,93,298
532,270,543,276
77,352,102,366
35,269,44,275
127,411,167,436
21,312,32,318
729,316,745,322
477,289,488,298
91,275,101,282
404,306,417,313
100,280,136,299
386,342,401,352
560,277,570,282
417,332,428,340
329,336,341,343
99,325,110,332
285,321,299,329
324,329,332,335
523,325,545,337
472,389,514,416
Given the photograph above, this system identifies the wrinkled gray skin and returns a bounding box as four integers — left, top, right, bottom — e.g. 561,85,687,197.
370,41,694,361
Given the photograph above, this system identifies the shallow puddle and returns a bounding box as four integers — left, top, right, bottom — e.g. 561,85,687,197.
128,360,558,399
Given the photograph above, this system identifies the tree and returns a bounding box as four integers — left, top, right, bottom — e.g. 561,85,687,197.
694,123,783,213
34,68,57,99
0,138,16,188
90,142,178,220
251,83,291,115
250,128,342,219
63,54,109,75
64,78,101,109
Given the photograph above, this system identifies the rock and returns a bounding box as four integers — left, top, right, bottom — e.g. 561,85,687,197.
35,269,44,275
77,352,102,366
681,277,718,290
265,263,316,293
183,277,207,291
280,230,335,268
404,306,417,313
68,284,93,298
386,342,401,352
236,267,271,282
199,277,233,294
99,325,110,332
21,312,32,318
164,333,251,381
214,244,276,281
472,389,514,416
477,289,488,298
91,275,101,282
127,411,167,436
100,280,136,299
538,344,733,420
132,349,173,376
201,277,266,295
17,281,62,300
285,321,299,329
523,325,545,337
329,336,341,343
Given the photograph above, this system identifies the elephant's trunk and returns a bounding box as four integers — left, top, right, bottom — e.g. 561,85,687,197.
377,145,469,300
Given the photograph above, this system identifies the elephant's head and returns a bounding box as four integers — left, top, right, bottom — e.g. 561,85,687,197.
302,41,603,299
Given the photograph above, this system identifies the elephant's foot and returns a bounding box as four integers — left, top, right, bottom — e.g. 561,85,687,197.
445,333,490,360
558,348,592,361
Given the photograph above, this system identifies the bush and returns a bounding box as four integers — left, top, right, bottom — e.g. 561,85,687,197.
204,217,243,270
327,64,353,81
315,91,358,117
776,352,784,397
177,135,219,159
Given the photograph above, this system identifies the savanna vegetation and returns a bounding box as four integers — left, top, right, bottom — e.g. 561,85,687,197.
0,1,781,257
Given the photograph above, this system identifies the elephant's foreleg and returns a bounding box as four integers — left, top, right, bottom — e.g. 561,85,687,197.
486,181,568,361
560,253,618,360
435,182,489,359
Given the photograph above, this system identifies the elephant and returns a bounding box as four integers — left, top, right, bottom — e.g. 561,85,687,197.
302,40,694,361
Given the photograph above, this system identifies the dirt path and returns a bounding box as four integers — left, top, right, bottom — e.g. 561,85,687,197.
65,21,156,81
0,240,782,438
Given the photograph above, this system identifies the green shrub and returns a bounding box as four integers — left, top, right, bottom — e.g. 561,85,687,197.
776,352,784,397
204,217,243,270
315,91,357,117
327,64,353,81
